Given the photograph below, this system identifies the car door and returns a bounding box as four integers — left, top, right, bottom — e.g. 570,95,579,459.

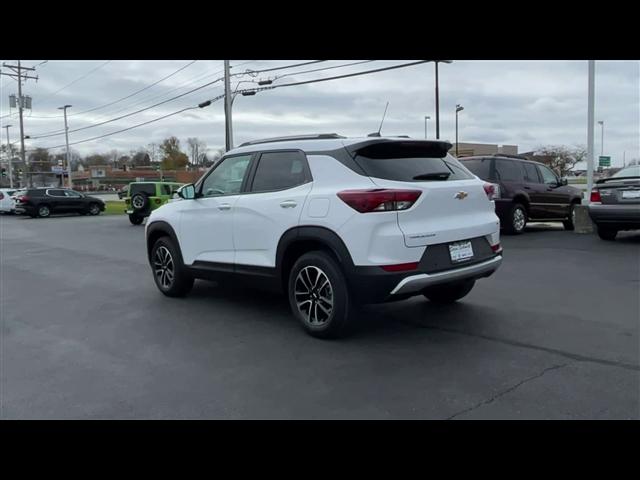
520,161,548,218
46,189,68,212
178,154,253,266
233,150,313,269
64,189,86,212
536,164,571,218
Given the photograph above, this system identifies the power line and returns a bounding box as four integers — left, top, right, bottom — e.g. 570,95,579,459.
234,60,431,95
37,60,112,105
273,60,374,80
234,60,325,77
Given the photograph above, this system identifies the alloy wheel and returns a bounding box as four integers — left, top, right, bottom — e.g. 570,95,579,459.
294,266,334,326
153,246,175,289
513,207,525,232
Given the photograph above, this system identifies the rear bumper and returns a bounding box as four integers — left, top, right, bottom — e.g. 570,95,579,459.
390,256,502,296
588,204,640,228
348,236,502,304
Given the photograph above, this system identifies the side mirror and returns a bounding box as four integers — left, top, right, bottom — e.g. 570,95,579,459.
560,178,568,186
178,183,196,200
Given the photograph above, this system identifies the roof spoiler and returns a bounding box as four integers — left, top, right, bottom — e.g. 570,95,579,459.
345,139,453,158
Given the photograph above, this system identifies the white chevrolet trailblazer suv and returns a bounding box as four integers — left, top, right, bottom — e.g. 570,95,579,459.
145,134,503,338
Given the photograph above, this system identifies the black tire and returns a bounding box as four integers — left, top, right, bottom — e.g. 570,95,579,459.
88,203,101,216
423,279,476,304
563,202,578,231
36,204,51,218
150,236,194,297
288,251,355,339
129,214,144,225
504,202,527,235
597,226,618,241
131,193,149,212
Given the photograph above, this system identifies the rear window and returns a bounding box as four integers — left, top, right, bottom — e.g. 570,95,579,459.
130,183,156,196
355,153,474,182
27,189,46,196
461,158,493,180
612,165,640,178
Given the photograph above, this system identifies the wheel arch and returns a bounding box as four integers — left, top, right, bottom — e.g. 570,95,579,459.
511,193,530,213
146,221,184,265
276,226,355,292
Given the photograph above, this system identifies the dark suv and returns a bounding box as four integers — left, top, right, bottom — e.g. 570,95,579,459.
460,155,583,234
14,188,105,218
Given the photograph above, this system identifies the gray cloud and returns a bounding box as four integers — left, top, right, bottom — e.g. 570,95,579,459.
1,60,638,166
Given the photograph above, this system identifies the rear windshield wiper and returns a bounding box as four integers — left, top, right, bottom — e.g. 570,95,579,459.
413,172,451,181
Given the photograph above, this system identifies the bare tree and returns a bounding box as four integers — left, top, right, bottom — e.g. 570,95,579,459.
534,145,587,177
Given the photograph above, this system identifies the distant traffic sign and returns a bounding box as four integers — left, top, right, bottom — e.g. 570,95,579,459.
51,166,67,174
599,156,611,167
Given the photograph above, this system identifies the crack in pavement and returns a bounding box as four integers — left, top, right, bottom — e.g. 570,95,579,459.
400,321,640,372
445,362,571,420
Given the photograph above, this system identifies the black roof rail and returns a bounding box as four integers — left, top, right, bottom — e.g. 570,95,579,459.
490,153,529,160
238,133,346,148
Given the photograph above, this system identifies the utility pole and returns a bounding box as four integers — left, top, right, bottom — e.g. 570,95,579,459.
1,61,38,187
585,60,595,205
435,62,440,140
4,125,14,188
58,105,72,188
224,60,233,151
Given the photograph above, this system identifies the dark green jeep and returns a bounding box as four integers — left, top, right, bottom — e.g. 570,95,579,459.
124,181,183,225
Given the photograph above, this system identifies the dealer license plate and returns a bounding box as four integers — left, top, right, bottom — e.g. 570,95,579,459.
449,241,474,263
622,190,640,199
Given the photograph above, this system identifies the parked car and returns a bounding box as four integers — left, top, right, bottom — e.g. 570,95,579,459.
460,155,583,234
144,134,503,338
124,181,184,225
0,188,18,214
117,185,129,200
588,165,640,240
14,188,105,218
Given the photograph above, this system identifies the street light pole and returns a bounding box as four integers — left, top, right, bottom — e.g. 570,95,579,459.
585,61,595,205
424,116,430,139
598,120,604,156
58,105,72,188
434,60,452,140
455,104,464,156
4,125,14,188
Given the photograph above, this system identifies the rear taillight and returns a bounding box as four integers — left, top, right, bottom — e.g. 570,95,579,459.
337,189,421,213
491,243,502,253
155,198,162,205
483,183,500,200
590,189,601,203
0,192,4,200
17,195,29,203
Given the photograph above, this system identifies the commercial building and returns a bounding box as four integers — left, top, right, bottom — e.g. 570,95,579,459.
451,142,519,158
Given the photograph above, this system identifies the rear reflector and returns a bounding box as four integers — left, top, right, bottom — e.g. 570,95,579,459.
380,262,419,272
155,198,162,205
590,189,601,203
337,189,422,213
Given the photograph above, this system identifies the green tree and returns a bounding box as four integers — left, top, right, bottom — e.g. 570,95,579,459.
160,136,189,170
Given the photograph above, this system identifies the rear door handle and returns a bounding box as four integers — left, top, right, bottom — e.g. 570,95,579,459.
524,186,531,190
217,203,232,211
280,200,297,208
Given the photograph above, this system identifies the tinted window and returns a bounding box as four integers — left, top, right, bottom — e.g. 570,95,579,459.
251,151,309,192
161,184,172,196
64,190,82,197
612,165,640,178
355,153,473,182
461,158,493,180
201,154,251,197
495,159,524,182
130,183,156,196
538,165,558,184
47,189,66,197
523,163,541,183
27,189,46,196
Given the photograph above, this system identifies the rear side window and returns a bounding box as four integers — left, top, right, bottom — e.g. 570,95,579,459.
130,183,156,196
251,151,310,192
160,184,172,195
28,189,46,196
461,158,493,180
355,153,473,182
495,159,524,182
47,189,66,197
522,163,541,183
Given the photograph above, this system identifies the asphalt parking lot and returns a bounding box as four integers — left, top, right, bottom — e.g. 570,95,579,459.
1,213,638,419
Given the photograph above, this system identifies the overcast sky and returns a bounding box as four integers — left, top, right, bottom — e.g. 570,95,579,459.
1,60,638,167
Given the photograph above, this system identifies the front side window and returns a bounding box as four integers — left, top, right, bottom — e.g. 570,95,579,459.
251,151,309,192
495,159,524,182
201,154,251,197
538,165,559,185
47,189,66,197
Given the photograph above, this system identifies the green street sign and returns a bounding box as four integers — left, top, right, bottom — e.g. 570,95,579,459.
599,156,611,167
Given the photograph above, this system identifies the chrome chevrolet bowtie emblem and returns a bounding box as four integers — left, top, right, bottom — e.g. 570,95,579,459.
455,191,468,200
